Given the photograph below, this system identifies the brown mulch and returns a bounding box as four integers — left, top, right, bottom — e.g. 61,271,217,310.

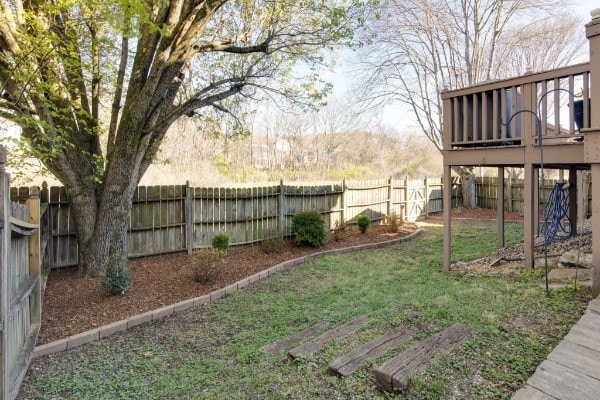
39,223,418,345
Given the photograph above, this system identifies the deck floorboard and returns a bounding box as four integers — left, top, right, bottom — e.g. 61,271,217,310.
512,299,600,400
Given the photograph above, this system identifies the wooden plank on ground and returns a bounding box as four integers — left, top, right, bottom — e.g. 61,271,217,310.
374,324,474,392
511,385,556,400
527,360,600,400
565,323,600,353
547,340,600,381
588,298,600,315
288,316,368,360
329,326,413,377
261,322,329,354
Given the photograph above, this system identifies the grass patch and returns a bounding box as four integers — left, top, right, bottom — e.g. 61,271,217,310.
20,220,589,399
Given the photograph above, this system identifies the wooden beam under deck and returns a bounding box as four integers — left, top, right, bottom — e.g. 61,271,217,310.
444,142,585,168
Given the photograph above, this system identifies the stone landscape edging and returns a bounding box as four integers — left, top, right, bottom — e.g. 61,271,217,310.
33,229,422,358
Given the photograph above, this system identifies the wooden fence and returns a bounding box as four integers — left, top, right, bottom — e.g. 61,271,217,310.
10,177,452,270
16,174,592,271
476,174,592,217
0,147,42,400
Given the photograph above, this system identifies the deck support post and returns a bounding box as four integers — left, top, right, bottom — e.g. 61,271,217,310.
497,167,505,249
585,11,600,296
568,168,578,236
591,164,600,297
533,168,540,236
443,165,452,272
523,164,535,268
577,171,586,222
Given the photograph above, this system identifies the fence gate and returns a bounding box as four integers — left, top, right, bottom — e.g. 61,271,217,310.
407,179,427,218
0,146,41,400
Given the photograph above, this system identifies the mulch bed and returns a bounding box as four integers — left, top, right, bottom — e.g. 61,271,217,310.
38,207,526,346
39,223,418,345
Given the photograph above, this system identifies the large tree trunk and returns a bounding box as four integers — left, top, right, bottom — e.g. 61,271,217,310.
461,173,477,209
70,179,137,277
69,108,152,277
77,197,133,277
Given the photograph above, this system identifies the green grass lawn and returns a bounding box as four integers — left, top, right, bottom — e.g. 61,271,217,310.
20,220,590,399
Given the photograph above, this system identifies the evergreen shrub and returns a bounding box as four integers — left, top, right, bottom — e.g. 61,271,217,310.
291,210,327,247
356,214,371,234
103,255,132,295
212,233,230,251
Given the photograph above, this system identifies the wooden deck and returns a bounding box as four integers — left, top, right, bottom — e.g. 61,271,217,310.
512,297,600,400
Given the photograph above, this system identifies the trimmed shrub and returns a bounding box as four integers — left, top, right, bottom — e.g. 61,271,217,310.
356,214,371,234
387,211,403,233
332,220,346,242
261,228,284,254
190,248,227,283
212,233,230,251
291,210,327,247
103,255,131,295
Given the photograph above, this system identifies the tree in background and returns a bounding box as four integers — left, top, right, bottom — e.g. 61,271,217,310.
353,0,585,207
0,0,369,276
139,98,442,184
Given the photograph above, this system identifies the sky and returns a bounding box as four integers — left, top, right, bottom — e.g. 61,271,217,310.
324,1,600,133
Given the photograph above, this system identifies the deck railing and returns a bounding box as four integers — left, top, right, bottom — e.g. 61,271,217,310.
441,63,591,149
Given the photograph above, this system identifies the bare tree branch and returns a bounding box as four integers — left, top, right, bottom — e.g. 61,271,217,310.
353,0,583,157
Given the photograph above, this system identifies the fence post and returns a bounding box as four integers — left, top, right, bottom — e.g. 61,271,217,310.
41,181,49,203
185,181,193,254
27,187,42,327
0,146,9,400
341,178,347,224
424,176,429,218
279,179,285,237
507,173,513,212
404,176,409,221
27,188,41,274
386,176,392,220
42,181,54,270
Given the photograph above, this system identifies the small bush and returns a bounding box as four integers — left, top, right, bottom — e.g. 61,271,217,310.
190,248,227,283
291,210,327,247
261,228,284,254
332,220,346,242
103,255,131,295
387,211,403,233
356,214,371,234
212,233,230,251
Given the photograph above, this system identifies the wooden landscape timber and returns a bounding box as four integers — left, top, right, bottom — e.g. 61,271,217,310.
288,316,369,360
374,324,475,393
260,322,329,354
328,326,413,377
